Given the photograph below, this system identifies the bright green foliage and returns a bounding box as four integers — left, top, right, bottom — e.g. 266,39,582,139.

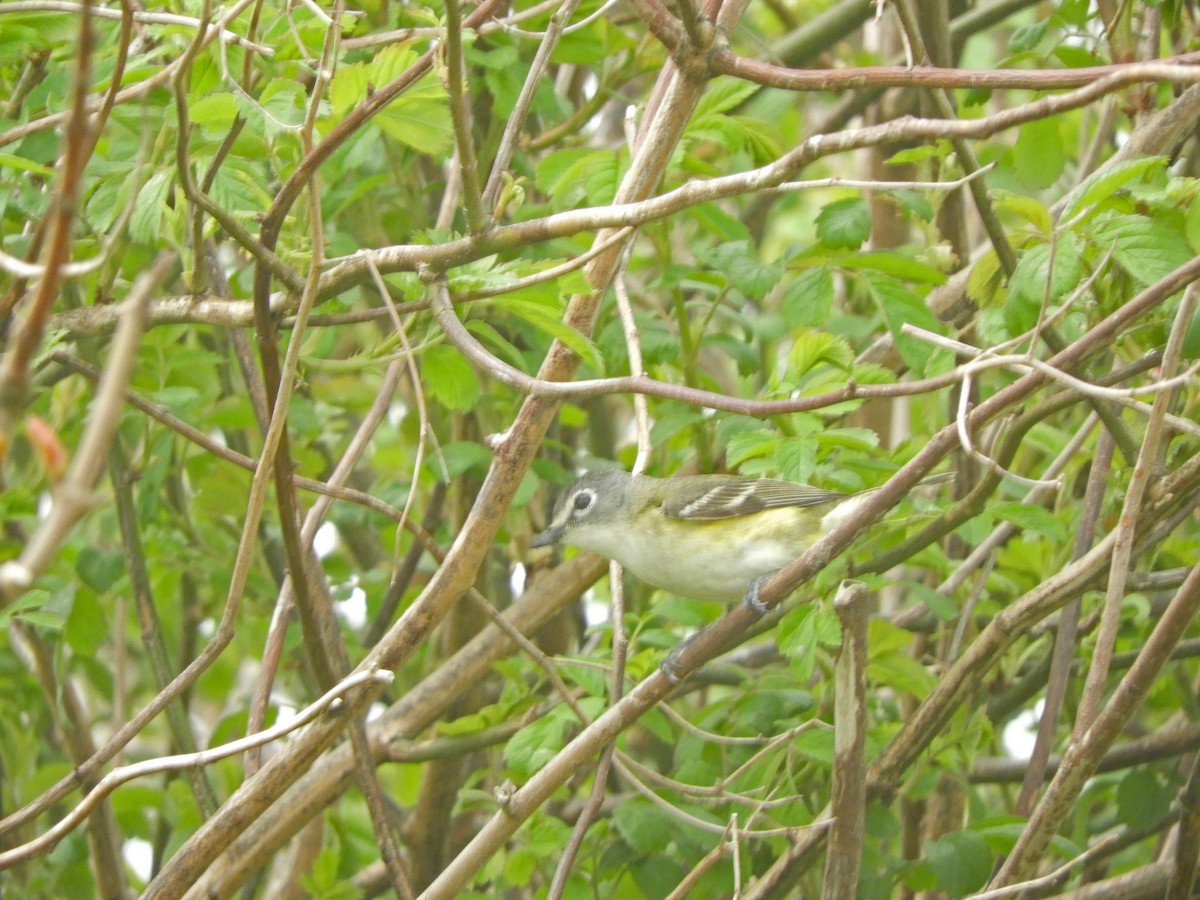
1,0,1199,897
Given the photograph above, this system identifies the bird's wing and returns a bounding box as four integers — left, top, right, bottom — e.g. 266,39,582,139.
659,478,849,521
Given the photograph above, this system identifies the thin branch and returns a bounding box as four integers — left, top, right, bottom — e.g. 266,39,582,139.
1076,283,1198,735
0,668,393,868
0,253,173,603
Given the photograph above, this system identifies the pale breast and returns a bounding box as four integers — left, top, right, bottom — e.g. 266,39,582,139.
612,507,819,603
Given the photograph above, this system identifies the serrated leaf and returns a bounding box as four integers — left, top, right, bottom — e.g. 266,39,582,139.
1004,236,1083,335
994,192,1051,233
866,275,942,371
708,241,781,301
694,78,758,117
1014,117,1064,189
967,250,1004,307
130,170,172,245
837,251,946,285
374,79,452,154
76,547,124,592
503,707,570,776
816,197,871,249
613,798,676,853
1060,157,1166,224
868,649,935,698
0,153,54,178
885,143,948,166
494,298,605,374
189,92,238,135
1008,20,1048,53
775,437,816,484
780,268,834,328
788,330,854,377
927,831,992,898
1088,213,1194,286
421,344,480,412
991,501,1067,540
1117,768,1172,829
726,429,779,468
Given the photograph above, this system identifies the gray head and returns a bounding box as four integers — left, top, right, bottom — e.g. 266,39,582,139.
530,469,636,549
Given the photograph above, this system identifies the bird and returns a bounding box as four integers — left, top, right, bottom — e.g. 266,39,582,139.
530,468,953,606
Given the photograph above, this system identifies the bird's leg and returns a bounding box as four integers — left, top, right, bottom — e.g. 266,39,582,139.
659,576,773,683
742,574,773,615
659,631,701,684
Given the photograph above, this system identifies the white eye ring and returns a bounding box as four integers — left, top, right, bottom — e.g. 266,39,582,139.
573,490,595,512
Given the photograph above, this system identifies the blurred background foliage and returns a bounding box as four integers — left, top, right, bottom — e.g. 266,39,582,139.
1,0,1200,896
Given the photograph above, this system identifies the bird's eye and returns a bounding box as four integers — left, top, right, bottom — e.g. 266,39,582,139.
573,491,594,512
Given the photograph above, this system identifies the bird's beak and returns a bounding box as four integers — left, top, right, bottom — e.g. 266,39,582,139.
530,523,564,548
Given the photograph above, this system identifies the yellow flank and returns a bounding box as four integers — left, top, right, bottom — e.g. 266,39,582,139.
615,505,822,604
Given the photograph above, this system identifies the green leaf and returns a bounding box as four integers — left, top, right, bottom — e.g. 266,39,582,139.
778,604,841,682
694,77,759,117
866,275,942,371
76,548,124,592
926,830,992,898
726,428,779,468
816,197,871,249
885,143,950,166
1004,235,1083,335
64,589,106,655
1013,117,1064,190
492,298,605,374
421,344,480,412
788,330,853,377
0,153,55,178
1186,190,1200,253
1007,20,1048,53
966,250,1004,307
329,47,451,154
791,726,835,766
837,251,946,285
189,92,238,136
1182,295,1200,358
868,647,935,697
536,148,601,208
130,170,172,245
1059,157,1166,224
991,501,1067,541
708,241,782,301
436,440,492,478
613,798,676,854
775,437,816,484
503,707,571,776
994,192,1051,233
1117,768,1173,829
1088,213,1194,286
780,268,834,328
373,76,453,154
890,188,934,222
905,582,958,621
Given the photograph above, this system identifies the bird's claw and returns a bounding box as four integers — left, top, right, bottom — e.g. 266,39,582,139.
743,575,771,616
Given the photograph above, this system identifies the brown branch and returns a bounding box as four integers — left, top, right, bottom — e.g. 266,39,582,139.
822,581,869,900
992,562,1200,886
971,718,1200,784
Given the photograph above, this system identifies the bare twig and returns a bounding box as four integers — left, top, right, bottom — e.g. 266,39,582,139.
0,253,173,603
0,668,393,868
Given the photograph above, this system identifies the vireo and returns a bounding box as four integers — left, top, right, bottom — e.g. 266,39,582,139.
531,469,952,606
